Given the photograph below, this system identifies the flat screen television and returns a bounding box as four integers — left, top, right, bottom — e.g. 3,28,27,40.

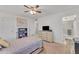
42,26,49,31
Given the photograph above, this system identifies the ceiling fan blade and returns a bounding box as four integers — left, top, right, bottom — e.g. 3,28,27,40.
24,5,30,9
36,11,42,13
24,11,29,12
36,5,39,8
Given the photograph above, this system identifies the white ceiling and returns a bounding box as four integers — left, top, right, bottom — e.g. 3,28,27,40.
0,5,79,19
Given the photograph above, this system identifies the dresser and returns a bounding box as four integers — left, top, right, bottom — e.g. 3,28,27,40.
38,31,54,43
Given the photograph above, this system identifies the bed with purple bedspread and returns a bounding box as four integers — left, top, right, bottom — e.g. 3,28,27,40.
0,36,43,54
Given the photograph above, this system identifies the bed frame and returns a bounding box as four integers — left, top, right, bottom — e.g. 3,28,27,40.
30,47,43,54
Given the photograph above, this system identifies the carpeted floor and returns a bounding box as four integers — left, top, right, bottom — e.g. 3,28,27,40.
40,41,72,54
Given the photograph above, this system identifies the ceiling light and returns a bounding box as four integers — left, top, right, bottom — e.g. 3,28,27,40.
30,10,37,15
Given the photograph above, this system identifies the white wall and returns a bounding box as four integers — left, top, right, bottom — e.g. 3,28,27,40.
27,19,36,36
0,13,17,40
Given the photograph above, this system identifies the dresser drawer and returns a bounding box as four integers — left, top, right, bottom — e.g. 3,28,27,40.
38,31,54,42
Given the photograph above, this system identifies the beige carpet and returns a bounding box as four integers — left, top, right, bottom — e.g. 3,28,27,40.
40,41,71,54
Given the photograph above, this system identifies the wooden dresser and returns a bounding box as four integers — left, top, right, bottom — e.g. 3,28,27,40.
38,31,54,42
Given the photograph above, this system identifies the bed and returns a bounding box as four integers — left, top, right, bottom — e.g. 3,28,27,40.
0,36,43,54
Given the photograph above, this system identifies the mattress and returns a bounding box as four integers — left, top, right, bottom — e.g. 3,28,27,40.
0,36,43,54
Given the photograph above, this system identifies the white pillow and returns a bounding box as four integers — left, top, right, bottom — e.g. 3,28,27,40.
0,46,2,49
0,38,10,48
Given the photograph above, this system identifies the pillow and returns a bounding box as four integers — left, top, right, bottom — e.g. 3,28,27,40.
0,46,2,49
0,38,10,48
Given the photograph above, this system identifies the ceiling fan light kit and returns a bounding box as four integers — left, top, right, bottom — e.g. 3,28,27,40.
30,10,37,15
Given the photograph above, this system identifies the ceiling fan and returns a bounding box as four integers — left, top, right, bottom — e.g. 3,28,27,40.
24,5,42,15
